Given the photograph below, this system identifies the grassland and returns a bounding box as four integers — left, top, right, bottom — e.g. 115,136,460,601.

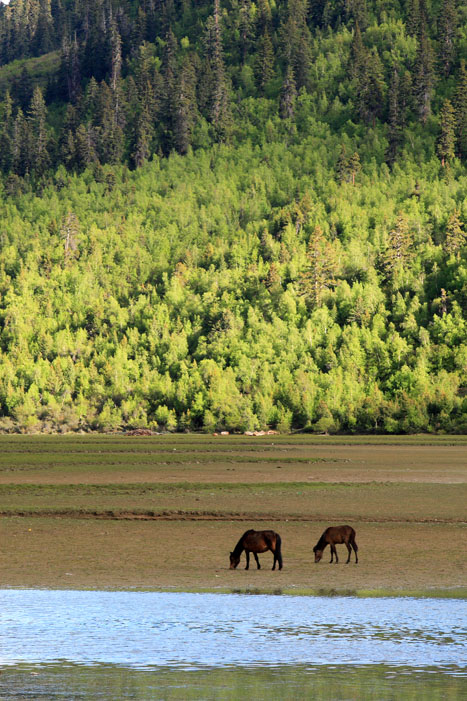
0,434,466,596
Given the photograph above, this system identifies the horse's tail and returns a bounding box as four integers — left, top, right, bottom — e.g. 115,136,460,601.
275,533,283,569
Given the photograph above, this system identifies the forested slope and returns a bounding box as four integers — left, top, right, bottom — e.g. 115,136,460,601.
0,0,466,433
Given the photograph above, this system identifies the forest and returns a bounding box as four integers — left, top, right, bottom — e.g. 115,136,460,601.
0,0,465,433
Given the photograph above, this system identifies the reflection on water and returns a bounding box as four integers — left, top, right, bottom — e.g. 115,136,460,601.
2,664,467,701
0,591,466,699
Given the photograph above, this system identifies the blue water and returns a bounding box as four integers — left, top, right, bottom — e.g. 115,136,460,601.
1,590,466,671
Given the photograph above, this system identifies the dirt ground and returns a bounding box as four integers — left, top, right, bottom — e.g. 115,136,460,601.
2,517,466,595
0,436,466,595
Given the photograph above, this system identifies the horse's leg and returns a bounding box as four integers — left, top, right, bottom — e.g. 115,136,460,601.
352,540,358,563
329,545,334,563
245,551,250,570
332,545,338,563
345,542,352,564
254,552,261,569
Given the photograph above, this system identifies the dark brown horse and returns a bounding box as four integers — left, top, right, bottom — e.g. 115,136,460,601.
229,529,283,570
313,525,358,564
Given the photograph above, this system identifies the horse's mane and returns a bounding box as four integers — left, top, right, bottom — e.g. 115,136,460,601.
232,529,255,556
314,534,327,551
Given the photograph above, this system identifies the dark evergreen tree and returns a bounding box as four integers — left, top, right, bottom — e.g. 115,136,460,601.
438,0,457,77
454,62,467,160
33,0,55,56
387,67,404,165
281,0,312,91
27,86,50,176
437,99,456,167
279,63,297,121
357,46,385,125
174,56,198,155
255,28,274,93
74,123,98,170
238,0,254,64
204,0,231,141
413,26,435,124
12,108,28,176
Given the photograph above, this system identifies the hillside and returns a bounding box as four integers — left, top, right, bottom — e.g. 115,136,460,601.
0,0,465,433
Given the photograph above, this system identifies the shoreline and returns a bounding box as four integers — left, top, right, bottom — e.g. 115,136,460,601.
2,584,467,599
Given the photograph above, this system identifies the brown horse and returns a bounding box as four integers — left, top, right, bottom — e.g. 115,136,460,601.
313,525,358,564
229,529,283,570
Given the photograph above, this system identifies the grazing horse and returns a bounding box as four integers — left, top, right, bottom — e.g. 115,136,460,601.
229,529,283,570
313,525,358,564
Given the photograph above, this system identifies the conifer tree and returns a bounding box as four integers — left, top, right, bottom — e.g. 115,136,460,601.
28,86,50,176
454,62,467,160
438,0,457,77
387,67,404,164
357,46,385,125
281,0,312,91
279,63,297,121
255,28,274,93
444,210,466,259
205,0,231,140
174,56,198,155
413,26,434,124
12,108,27,176
74,123,98,170
238,0,253,64
437,99,456,167
33,0,54,56
300,226,338,308
0,92,13,173
382,213,413,278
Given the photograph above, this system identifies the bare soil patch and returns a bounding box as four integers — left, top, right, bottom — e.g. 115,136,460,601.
1,517,466,595
0,436,466,594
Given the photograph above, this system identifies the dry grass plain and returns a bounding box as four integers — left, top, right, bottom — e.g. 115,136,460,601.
1,434,466,596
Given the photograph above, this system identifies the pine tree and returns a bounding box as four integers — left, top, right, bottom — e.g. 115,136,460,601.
348,151,361,185
60,35,81,104
413,26,434,124
255,28,274,93
74,123,98,170
132,101,153,168
382,213,413,277
174,56,198,155
281,0,312,91
238,0,253,63
33,0,55,56
12,108,27,176
454,61,467,160
0,92,13,173
300,226,338,308
407,0,421,37
205,0,231,141
438,0,457,77
27,86,50,176
387,67,403,165
357,46,385,125
279,63,297,121
444,209,466,259
437,99,456,167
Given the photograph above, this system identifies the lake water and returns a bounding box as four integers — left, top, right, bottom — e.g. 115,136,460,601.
1,590,466,699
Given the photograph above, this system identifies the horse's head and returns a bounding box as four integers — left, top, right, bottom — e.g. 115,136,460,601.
313,546,323,563
229,551,240,569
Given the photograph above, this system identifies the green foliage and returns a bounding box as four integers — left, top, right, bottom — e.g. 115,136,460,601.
0,0,465,433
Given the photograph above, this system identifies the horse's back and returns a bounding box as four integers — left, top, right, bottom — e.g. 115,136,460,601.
244,529,278,551
326,525,355,543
